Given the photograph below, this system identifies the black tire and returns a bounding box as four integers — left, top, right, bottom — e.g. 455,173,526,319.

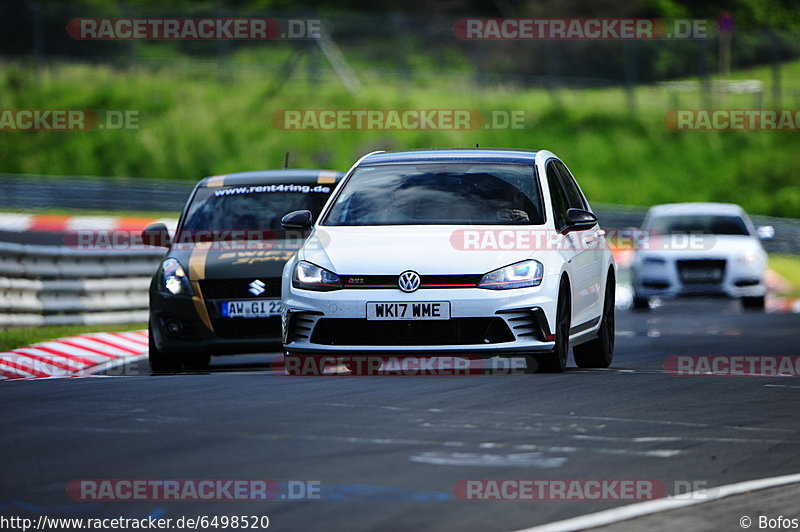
632,291,649,310
742,295,765,311
148,325,182,373
182,353,211,370
574,272,615,368
529,281,571,373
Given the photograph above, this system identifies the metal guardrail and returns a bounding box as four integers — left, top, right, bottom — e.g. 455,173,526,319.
0,241,164,327
0,173,194,213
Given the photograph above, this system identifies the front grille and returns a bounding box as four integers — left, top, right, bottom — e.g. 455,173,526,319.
310,317,514,345
676,259,726,285
340,274,482,289
212,316,281,339
199,277,281,299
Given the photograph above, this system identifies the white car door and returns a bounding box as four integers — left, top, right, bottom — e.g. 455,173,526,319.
550,160,604,329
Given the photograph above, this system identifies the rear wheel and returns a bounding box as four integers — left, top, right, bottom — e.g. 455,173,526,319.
574,272,615,368
632,291,649,310
528,281,571,373
148,325,182,373
742,295,765,311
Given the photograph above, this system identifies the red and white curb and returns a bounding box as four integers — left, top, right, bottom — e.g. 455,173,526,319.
0,329,148,380
0,213,177,234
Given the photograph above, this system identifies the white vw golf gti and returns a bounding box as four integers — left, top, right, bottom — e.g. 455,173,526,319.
280,149,615,372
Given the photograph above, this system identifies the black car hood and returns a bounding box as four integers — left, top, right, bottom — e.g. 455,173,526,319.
168,240,299,280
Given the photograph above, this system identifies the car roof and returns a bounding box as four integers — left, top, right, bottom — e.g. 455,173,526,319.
359,148,540,166
198,169,343,188
647,202,746,217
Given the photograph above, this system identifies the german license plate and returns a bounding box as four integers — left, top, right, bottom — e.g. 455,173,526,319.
222,299,282,318
366,302,450,320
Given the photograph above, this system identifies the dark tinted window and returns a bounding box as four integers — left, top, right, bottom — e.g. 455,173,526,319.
555,161,587,210
648,215,750,236
180,183,333,236
546,162,569,230
323,163,544,226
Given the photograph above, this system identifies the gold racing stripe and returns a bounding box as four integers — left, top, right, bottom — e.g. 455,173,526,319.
206,174,226,187
317,170,337,184
188,247,214,332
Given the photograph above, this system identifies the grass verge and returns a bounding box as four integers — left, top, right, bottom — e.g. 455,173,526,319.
769,254,800,297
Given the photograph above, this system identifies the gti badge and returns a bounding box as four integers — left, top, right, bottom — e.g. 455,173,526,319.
398,271,421,293
248,279,266,296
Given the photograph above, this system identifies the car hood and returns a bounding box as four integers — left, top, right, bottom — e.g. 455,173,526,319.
300,226,537,274
168,240,300,280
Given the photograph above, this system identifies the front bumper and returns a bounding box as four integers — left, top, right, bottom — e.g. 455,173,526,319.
282,282,558,355
632,257,766,299
149,290,282,356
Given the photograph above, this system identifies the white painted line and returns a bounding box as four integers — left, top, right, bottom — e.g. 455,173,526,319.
77,354,148,377
13,347,88,370
91,332,149,353
0,213,33,232
1,353,72,376
116,331,149,345
65,336,136,357
514,473,800,532
31,342,109,364
65,216,119,231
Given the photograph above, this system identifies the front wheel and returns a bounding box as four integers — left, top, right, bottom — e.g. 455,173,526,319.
574,273,615,368
529,281,571,373
148,326,182,373
742,295,765,311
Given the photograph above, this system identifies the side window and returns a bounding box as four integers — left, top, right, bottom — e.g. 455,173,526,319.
546,162,569,230
555,161,588,210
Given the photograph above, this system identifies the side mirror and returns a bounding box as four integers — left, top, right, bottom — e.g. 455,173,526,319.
142,222,171,248
756,225,774,241
281,210,313,230
562,208,598,234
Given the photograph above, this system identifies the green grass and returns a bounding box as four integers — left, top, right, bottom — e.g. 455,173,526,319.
769,254,800,297
0,206,179,218
1,58,800,217
0,323,146,352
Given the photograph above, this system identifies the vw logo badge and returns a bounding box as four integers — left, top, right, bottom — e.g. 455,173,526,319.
398,271,421,293
248,279,266,296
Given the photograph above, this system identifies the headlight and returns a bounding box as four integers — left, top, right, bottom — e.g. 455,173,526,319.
159,258,194,296
738,250,761,265
478,260,543,290
292,261,342,291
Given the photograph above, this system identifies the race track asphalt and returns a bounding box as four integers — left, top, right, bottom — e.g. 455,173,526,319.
1,298,799,531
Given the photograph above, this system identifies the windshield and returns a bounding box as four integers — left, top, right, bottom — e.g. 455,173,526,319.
179,183,333,238
647,214,750,236
322,163,544,226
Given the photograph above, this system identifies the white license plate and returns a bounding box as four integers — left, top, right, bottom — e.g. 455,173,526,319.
222,299,282,318
366,301,450,320
682,269,721,282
